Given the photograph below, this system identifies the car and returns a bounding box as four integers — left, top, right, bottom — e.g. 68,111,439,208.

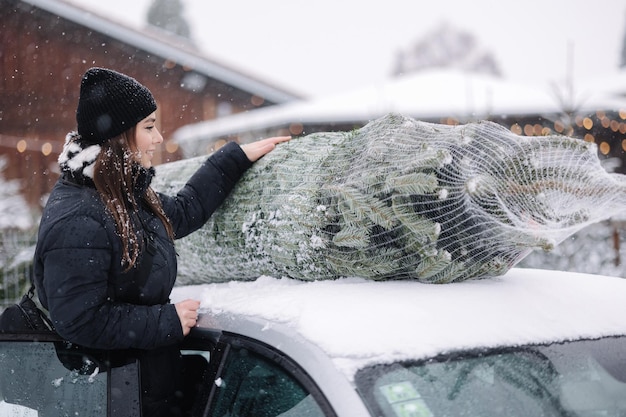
1,267,626,416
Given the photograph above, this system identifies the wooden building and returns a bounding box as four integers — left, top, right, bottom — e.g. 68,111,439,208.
1,0,301,208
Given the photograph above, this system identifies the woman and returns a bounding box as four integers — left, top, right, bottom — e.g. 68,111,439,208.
33,67,289,416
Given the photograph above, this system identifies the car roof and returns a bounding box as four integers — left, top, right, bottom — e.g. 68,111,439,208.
171,268,626,381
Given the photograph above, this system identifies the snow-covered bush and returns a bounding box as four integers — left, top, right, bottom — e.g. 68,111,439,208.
0,156,37,306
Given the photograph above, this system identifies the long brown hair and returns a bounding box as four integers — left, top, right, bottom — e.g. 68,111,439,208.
92,128,174,271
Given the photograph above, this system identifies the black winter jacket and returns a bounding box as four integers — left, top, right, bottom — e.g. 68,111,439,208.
34,140,252,350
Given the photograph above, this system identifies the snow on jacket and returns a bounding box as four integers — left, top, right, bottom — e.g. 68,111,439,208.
34,133,252,350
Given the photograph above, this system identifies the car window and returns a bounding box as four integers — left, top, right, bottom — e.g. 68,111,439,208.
355,336,626,417
0,341,107,416
209,344,327,417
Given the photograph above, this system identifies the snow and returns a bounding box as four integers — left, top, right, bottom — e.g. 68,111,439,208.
171,268,626,379
0,401,37,416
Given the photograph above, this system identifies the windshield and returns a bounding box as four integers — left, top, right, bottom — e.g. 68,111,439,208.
355,336,626,417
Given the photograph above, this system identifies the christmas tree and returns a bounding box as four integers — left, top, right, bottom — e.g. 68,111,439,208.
154,114,626,284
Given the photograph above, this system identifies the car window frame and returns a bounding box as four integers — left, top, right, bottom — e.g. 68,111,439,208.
0,331,142,417
186,328,338,417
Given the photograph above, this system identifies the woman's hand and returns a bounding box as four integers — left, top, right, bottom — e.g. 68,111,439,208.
175,299,201,336
241,136,291,162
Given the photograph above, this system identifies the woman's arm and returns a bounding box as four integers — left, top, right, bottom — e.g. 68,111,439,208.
162,137,290,239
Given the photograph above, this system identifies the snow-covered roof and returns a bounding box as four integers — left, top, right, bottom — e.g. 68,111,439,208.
579,69,626,99
173,69,626,150
21,0,301,104
171,268,626,380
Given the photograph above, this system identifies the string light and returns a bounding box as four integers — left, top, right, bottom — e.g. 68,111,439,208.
165,140,179,154
250,95,265,106
510,123,522,135
599,142,610,155
16,140,27,153
41,142,52,156
554,120,565,133
289,123,303,135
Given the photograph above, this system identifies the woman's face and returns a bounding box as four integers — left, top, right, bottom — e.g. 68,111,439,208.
132,112,163,168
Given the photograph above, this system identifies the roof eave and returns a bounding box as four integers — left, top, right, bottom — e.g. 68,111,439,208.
21,0,302,103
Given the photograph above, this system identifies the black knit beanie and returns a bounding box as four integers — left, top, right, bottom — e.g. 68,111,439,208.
76,67,157,144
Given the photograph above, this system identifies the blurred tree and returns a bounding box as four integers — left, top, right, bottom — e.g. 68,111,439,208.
392,22,501,77
0,157,33,231
146,0,192,40
621,11,626,68
0,156,36,306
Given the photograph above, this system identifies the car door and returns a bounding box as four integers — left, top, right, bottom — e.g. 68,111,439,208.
181,329,337,417
0,333,141,417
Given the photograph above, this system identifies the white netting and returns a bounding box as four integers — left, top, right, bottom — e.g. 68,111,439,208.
153,113,626,284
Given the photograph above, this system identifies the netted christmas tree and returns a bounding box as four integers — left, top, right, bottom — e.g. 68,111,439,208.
153,113,626,284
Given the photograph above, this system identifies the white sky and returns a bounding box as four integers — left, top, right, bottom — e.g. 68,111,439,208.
69,0,626,97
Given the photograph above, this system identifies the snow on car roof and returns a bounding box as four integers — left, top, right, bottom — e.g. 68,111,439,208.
171,268,626,379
